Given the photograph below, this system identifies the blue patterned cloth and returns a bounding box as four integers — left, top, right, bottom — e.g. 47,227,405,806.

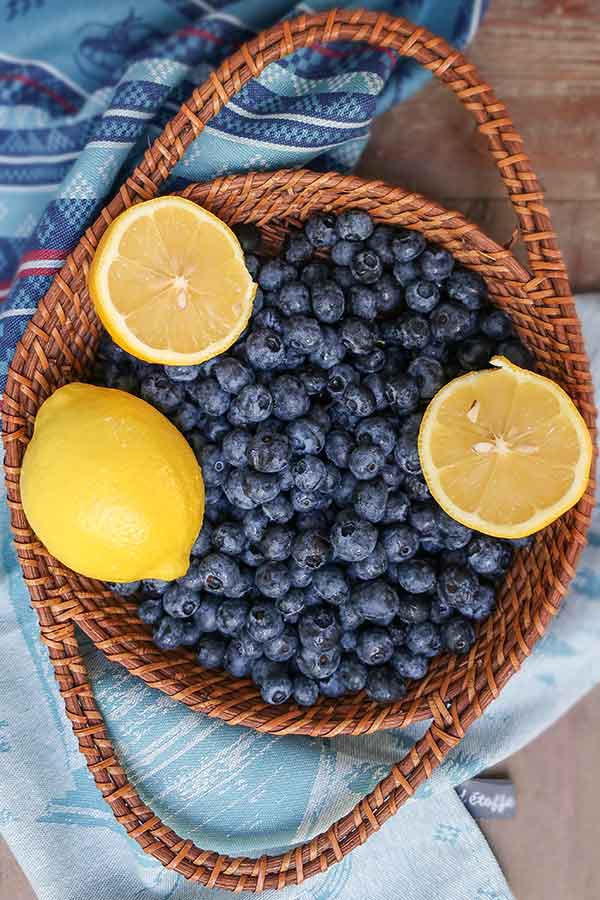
2,3,599,900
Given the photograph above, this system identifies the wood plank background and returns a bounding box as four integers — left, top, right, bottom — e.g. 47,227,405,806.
358,0,600,293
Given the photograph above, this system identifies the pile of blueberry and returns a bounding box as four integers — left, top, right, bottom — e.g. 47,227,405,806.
98,208,533,708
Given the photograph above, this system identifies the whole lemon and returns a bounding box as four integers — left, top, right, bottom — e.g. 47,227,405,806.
20,383,204,582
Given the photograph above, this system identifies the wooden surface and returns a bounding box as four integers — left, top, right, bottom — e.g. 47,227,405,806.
358,0,600,293
3,1,600,898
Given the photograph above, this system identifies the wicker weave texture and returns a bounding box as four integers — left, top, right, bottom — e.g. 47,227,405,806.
2,10,596,892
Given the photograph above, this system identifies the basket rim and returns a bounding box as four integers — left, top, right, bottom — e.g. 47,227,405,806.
3,166,595,738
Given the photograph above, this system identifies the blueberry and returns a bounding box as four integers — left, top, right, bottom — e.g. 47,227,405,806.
284,232,313,264
98,332,127,364
305,211,337,249
467,536,512,576
308,404,331,433
261,671,293,705
349,444,385,480
292,530,331,570
354,478,388,524
291,454,326,492
177,615,202,647
246,430,289,473
196,634,227,668
481,309,513,340
291,488,326,512
399,314,433,351
326,364,358,399
384,374,419,415
255,561,291,600
442,617,476,654
393,427,421,476
409,502,438,535
246,328,285,370
404,475,431,503
193,595,219,633
234,223,261,253
338,598,364,631
275,280,312,317
301,261,330,286
298,367,327,396
285,420,323,457
430,302,472,343
333,470,358,508
276,589,307,620
244,254,260,279
407,356,445,400
190,377,230,417
392,259,419,286
374,273,401,314
221,429,249,468
246,602,285,642
333,266,354,289
325,430,354,469
293,674,319,706
262,494,294,524
341,383,375,418
430,596,453,624
258,258,293,291
254,306,285,333
340,318,377,353
336,209,373,242
297,645,341,679
108,580,140,597
438,565,479,615
352,580,399,626
309,325,346,369
153,615,185,650
270,375,310,421
298,605,340,652
330,512,378,561
229,383,273,424
497,339,533,368
367,225,395,264
141,373,184,413
312,565,350,605
364,373,388,411
227,567,254,599
396,560,437,594
212,522,246,556
331,239,360,267
318,462,342,496
437,510,472,550
381,464,403,491
394,595,429,625
446,268,486,310
349,542,388,581
383,525,419,563
356,627,394,666
391,228,426,263
242,469,280,505
197,443,228,487
288,561,313,589
163,585,200,619
340,631,357,652
348,285,379,320
251,657,286,685
366,665,407,703
261,625,298,662
257,525,293,562
225,640,253,677
213,356,252,394
215,598,247,636
138,596,163,625
419,246,454,280
457,337,493,371
353,348,386,374
469,582,497,621
176,559,204,590
236,627,264,659
406,622,441,657
243,507,269,543
164,364,199,384
391,649,428,680
351,249,382,285
336,656,366,692
283,315,322,354
405,279,440,314
198,553,241,594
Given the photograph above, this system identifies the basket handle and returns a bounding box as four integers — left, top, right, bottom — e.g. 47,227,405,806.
104,8,570,305
48,618,469,892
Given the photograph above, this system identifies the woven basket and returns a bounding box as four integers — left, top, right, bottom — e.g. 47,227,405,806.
2,9,597,893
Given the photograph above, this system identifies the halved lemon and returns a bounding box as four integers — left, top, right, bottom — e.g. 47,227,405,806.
88,196,256,365
419,356,593,538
